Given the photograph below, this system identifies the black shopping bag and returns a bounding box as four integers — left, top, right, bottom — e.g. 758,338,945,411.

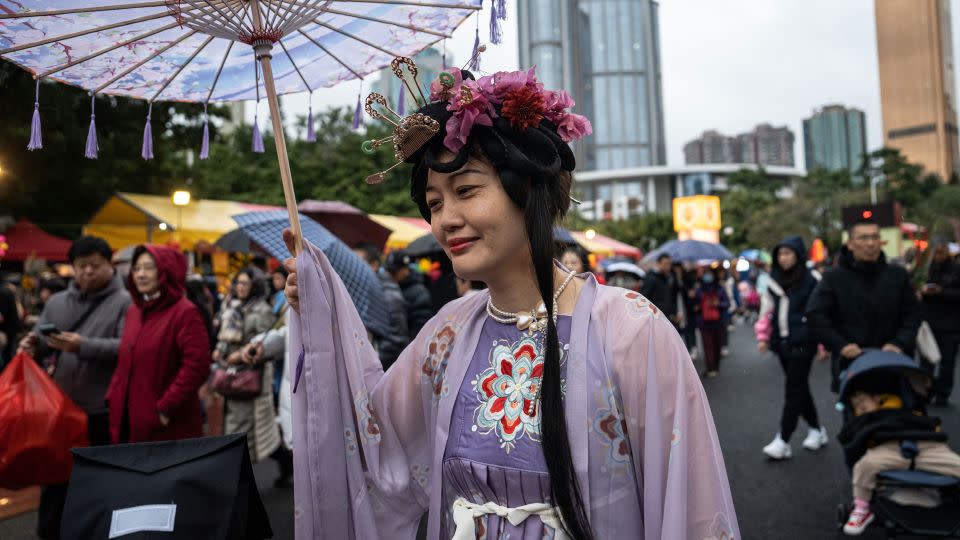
61,433,272,539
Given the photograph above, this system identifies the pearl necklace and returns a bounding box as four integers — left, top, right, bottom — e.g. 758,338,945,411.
486,270,576,336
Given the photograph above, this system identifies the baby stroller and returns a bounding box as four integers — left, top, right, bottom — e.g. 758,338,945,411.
835,350,960,538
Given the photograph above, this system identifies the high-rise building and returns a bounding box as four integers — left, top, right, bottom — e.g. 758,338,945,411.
875,0,959,181
683,124,794,166
803,105,867,178
372,47,447,113
750,124,795,167
518,0,665,171
684,130,738,164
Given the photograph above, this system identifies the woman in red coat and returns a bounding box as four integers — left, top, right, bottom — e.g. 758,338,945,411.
107,245,211,443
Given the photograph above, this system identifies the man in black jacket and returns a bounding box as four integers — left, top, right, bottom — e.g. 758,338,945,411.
920,242,960,405
385,250,434,340
640,254,679,326
806,219,921,391
354,244,408,369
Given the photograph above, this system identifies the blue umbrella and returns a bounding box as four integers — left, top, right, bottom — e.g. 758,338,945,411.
231,211,390,339
642,239,733,263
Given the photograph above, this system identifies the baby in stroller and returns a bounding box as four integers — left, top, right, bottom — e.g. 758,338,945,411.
837,351,960,537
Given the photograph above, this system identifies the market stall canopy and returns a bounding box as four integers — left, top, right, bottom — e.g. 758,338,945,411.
570,231,642,259
1,218,72,262
83,193,280,250
369,215,431,251
298,200,391,251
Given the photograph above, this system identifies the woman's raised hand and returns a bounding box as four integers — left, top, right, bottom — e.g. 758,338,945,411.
282,228,300,314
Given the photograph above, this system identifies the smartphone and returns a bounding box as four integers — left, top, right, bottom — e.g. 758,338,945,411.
37,323,61,336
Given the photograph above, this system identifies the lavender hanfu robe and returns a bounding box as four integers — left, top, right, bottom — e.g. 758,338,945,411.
291,241,740,539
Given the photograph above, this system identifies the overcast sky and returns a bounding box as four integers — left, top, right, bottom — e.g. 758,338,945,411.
271,0,960,169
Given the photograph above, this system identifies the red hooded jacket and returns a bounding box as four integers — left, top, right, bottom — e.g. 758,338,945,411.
107,245,211,443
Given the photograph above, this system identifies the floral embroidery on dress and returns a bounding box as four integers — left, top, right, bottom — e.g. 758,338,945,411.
410,464,430,488
354,391,381,443
422,322,458,400
622,289,660,319
344,427,358,455
471,335,547,453
704,512,736,540
592,384,631,468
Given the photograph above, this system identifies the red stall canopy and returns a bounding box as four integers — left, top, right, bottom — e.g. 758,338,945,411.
2,219,72,262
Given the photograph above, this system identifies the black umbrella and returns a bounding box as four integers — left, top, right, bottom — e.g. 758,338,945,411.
406,233,443,258
215,229,255,254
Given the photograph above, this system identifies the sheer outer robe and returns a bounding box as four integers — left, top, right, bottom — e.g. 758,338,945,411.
291,241,739,539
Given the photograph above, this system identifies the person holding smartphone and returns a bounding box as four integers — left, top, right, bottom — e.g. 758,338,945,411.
17,236,130,540
921,240,960,406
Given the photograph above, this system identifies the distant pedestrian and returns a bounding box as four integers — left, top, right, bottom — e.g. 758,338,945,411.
755,236,827,460
560,246,590,274
694,267,730,378
806,218,921,392
920,240,960,406
107,245,211,444
640,253,679,326
216,268,280,463
354,243,408,369
385,249,434,340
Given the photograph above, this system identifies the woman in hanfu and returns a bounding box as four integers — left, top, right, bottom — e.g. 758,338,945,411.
281,60,740,540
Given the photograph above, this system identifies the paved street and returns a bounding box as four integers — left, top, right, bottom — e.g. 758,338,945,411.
2,323,958,539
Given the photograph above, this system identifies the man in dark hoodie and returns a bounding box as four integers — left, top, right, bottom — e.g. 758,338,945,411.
806,219,920,392
754,236,827,460
17,236,131,540
385,249,434,340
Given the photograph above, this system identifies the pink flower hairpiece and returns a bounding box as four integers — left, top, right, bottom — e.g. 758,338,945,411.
431,66,593,151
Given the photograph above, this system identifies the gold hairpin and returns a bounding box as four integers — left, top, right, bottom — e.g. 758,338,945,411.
362,58,440,185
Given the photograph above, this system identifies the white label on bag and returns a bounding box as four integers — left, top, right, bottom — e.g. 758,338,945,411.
108,504,177,538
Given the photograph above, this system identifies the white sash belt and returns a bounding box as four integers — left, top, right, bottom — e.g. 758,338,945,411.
451,497,568,540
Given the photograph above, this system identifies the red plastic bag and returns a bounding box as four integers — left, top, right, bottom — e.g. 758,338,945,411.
0,352,88,489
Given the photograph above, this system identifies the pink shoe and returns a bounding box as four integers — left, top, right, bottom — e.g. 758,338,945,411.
843,506,874,535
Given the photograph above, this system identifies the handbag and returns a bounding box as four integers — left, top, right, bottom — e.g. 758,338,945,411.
211,363,262,400
917,321,942,364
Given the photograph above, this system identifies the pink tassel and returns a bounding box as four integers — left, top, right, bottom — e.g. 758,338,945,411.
85,94,98,159
199,103,210,160
252,114,264,153
397,86,406,116
27,79,42,151
141,103,154,160
352,91,362,129
469,28,481,71
306,102,316,142
489,0,503,44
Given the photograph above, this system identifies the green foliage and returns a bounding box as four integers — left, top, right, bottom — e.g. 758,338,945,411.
0,62,226,236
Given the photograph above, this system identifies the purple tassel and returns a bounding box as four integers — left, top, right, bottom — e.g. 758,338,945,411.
84,95,98,159
352,92,362,129
496,0,507,20
199,103,210,160
27,79,42,151
489,0,503,44
252,115,264,153
397,86,406,116
141,103,154,160
442,39,447,69
469,28,481,71
306,104,316,142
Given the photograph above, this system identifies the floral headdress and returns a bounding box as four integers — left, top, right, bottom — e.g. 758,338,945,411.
362,54,592,189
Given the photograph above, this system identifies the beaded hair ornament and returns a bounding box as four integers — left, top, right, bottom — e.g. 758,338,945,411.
361,48,593,186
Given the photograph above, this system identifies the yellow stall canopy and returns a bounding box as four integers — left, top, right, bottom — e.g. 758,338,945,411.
369,214,432,251
84,193,280,250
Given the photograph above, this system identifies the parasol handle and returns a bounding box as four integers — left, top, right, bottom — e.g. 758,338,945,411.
259,54,302,256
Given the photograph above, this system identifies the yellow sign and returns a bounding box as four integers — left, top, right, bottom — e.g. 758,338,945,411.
673,195,721,232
